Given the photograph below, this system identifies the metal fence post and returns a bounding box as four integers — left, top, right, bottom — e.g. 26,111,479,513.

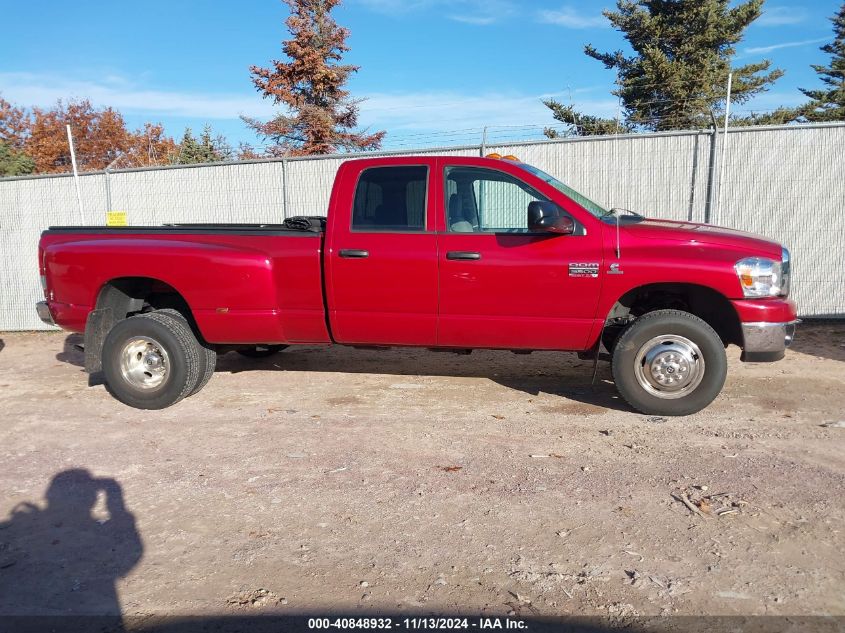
104,170,113,214
281,159,288,219
715,72,733,224
704,117,719,224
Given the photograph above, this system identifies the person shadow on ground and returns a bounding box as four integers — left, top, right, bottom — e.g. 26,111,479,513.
0,469,142,627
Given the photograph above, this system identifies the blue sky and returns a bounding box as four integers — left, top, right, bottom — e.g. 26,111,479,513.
0,0,840,150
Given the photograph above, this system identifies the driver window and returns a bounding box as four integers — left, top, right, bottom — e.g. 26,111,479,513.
445,166,548,233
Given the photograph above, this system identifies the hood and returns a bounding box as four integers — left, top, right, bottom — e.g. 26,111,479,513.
620,218,782,258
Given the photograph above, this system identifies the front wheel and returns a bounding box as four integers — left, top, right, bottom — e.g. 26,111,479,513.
611,310,727,416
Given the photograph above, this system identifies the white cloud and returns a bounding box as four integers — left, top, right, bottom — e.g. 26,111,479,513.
745,37,827,54
0,70,623,149
734,90,807,112
757,6,807,26
357,90,617,147
357,0,514,24
356,0,434,14
537,6,608,29
449,14,497,25
0,72,277,120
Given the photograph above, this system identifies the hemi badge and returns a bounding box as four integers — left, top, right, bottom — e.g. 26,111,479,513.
568,262,599,278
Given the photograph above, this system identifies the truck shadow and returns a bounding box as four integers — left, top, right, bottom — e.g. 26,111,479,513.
53,334,629,412
56,333,85,368
217,346,631,413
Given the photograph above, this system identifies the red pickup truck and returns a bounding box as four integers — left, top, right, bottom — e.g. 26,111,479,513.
37,154,797,415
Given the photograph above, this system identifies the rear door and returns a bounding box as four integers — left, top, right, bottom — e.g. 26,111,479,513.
326,159,439,346
436,160,603,350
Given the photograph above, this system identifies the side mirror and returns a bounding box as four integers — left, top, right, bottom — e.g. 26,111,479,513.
527,201,575,235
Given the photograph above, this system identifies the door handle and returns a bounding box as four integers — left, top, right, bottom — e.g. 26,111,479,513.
446,251,481,261
339,249,369,258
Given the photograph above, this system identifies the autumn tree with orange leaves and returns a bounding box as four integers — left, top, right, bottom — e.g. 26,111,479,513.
0,96,178,175
243,0,384,156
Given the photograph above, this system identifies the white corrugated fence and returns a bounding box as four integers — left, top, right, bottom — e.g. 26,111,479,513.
1,123,843,331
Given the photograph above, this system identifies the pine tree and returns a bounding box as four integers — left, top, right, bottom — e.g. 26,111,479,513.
0,141,35,176
799,2,845,122
175,126,227,164
545,0,797,135
243,0,385,155
176,128,202,164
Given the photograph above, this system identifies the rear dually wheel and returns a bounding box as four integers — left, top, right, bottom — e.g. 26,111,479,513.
102,311,203,409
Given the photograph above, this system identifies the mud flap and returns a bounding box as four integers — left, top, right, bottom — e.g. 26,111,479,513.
84,307,115,379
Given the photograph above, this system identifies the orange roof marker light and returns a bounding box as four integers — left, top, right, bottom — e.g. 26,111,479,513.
485,153,521,162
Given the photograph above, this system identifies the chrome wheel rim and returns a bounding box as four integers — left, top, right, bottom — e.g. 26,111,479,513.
119,336,170,390
633,335,704,399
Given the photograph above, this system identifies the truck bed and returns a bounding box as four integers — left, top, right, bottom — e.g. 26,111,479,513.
39,221,331,345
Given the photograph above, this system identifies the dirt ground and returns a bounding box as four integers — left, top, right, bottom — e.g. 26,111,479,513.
0,322,844,624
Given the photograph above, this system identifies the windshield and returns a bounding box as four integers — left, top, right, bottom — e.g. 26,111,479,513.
516,163,609,218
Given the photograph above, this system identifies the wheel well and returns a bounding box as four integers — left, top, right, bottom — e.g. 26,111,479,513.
607,283,742,347
95,277,197,331
83,278,204,376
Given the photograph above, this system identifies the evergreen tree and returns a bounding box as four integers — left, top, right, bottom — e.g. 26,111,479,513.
176,128,203,164
243,0,385,156
799,2,845,122
175,126,227,164
545,0,797,135
0,141,35,176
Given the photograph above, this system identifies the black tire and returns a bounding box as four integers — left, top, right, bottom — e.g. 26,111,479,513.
611,309,727,416
236,345,286,358
102,311,202,410
154,309,216,395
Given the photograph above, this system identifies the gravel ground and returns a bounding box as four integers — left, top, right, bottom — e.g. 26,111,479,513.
0,323,843,623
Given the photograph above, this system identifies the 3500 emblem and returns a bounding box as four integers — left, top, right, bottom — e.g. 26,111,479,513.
568,262,599,277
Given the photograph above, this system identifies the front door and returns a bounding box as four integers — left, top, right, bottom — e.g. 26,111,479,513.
326,160,439,346
436,161,603,350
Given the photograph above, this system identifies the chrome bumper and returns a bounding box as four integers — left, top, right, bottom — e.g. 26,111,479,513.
740,320,800,362
36,301,56,326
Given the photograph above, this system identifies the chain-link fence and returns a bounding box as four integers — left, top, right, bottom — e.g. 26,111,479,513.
2,122,843,331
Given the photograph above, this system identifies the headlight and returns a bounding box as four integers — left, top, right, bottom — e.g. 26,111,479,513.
735,256,787,297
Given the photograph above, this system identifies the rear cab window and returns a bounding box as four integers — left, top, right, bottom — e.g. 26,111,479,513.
352,166,428,232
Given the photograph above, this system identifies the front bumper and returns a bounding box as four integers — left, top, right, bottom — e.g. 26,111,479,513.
740,320,800,362
36,301,56,326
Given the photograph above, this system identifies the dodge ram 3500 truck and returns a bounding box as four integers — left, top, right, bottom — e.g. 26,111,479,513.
37,154,798,415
